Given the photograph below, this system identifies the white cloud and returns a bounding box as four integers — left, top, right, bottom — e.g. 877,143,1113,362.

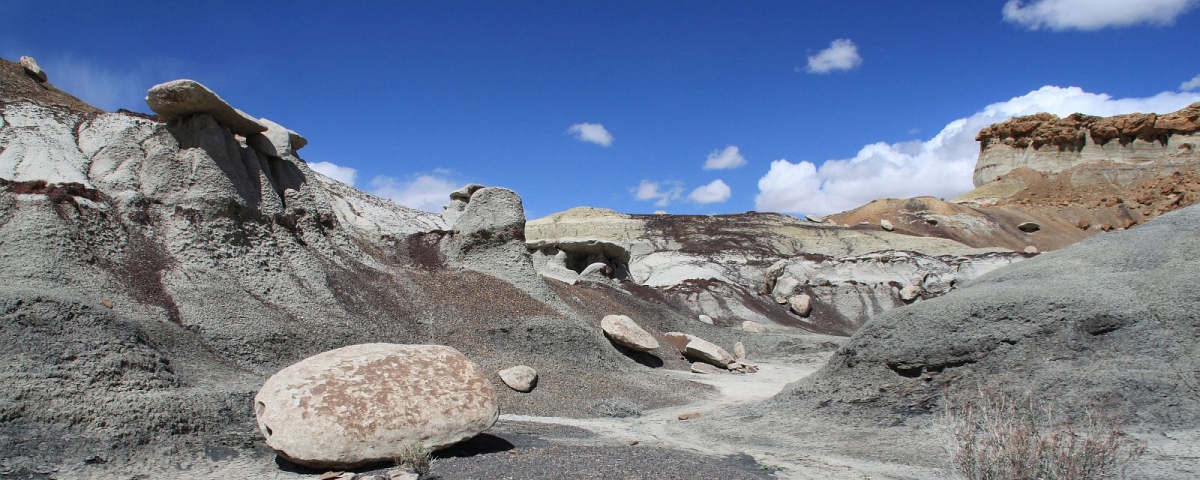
1003,0,1200,30
804,39,863,74
1182,74,1200,91
633,180,684,207
308,161,358,186
688,179,732,204
566,123,614,146
755,85,1200,216
370,172,463,213
703,145,747,170
38,54,183,111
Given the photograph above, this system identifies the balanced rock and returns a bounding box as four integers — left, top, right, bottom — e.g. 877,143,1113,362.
255,343,498,469
788,294,812,317
683,336,735,368
600,315,659,352
691,362,722,374
497,365,538,392
247,117,306,157
899,285,922,302
741,321,764,333
880,219,894,231
19,56,47,82
145,79,267,136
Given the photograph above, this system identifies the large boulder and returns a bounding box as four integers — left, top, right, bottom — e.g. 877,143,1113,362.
600,314,659,352
145,79,267,136
19,56,46,83
254,343,498,469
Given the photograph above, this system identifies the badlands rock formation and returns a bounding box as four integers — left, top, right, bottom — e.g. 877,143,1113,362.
973,103,1200,186
830,103,1200,252
527,207,1022,335
764,204,1200,428
0,57,718,476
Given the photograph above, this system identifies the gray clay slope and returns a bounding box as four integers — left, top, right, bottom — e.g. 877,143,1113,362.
0,57,714,472
762,203,1200,427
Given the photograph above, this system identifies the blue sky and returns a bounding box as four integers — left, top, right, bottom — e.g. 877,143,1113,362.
5,1,1200,218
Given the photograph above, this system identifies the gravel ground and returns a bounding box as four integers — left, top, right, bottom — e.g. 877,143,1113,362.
353,420,775,480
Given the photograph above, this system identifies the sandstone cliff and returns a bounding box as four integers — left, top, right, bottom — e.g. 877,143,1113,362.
829,104,1200,253
973,102,1200,187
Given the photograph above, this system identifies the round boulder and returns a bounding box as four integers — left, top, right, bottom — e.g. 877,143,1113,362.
600,315,659,352
788,294,812,317
254,343,498,469
497,365,538,393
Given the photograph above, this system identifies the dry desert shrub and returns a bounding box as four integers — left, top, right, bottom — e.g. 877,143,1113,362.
591,396,643,418
941,389,1146,480
393,442,433,477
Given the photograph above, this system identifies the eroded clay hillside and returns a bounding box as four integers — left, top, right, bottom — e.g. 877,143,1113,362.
0,57,759,474
527,206,1024,336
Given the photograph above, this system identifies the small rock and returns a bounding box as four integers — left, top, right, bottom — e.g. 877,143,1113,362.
1024,245,1038,254
697,314,714,325
880,219,894,231
733,342,746,360
691,362,722,374
387,470,419,480
600,315,659,352
580,262,614,280
497,365,538,392
746,365,759,374
1078,219,1091,230
677,412,701,420
20,56,47,83
629,440,639,446
900,285,922,302
317,472,345,480
1017,221,1041,233
788,294,812,317
857,221,870,226
684,337,735,367
727,362,745,371
449,183,486,201
100,298,113,309
741,321,764,333
774,296,789,305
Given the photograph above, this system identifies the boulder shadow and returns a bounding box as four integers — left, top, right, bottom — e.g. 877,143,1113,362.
611,342,664,368
274,455,390,475
434,433,515,459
